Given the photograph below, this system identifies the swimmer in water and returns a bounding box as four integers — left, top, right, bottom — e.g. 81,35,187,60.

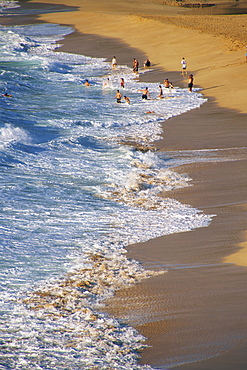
103,78,111,88
124,96,130,104
84,79,91,86
2,92,12,97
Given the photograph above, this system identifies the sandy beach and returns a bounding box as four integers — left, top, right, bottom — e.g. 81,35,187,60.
9,0,247,368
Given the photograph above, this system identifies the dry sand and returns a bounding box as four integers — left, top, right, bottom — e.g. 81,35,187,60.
23,0,247,368
30,0,247,113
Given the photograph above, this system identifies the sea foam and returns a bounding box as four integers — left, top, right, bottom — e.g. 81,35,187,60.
0,21,212,369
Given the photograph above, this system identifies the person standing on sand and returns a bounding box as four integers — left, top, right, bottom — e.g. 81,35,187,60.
188,74,194,92
245,46,247,62
133,58,139,74
114,90,122,103
111,56,117,69
181,57,187,76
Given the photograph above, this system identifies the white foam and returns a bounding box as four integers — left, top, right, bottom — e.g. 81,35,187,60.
0,22,213,369
0,123,31,148
0,0,20,11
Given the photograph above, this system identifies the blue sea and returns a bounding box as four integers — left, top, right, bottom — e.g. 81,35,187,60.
0,2,212,369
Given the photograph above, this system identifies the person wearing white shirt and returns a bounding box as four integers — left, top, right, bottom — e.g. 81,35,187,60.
181,57,187,76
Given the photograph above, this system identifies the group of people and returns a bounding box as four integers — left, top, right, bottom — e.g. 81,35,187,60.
114,85,151,104
180,57,194,91
112,56,193,92
114,90,130,104
2,56,194,109
111,56,151,74
84,55,194,105
114,77,175,104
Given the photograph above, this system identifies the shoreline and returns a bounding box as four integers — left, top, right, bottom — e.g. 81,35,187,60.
28,0,247,114
4,1,247,368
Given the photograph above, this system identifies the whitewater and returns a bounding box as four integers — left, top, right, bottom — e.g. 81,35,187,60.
0,11,212,370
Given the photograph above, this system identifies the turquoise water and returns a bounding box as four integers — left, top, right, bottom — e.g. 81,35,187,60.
0,5,212,369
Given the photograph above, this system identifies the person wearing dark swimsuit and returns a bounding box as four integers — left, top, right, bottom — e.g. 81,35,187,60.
138,87,150,100
114,90,122,103
188,74,194,92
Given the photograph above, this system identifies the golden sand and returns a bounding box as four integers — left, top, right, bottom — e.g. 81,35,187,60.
224,231,247,266
29,0,247,267
22,2,247,366
30,0,247,114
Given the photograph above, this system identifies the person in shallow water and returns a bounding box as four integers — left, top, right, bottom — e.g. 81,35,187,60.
120,77,125,88
124,96,130,104
188,74,194,92
164,78,174,88
133,58,139,74
111,56,117,69
138,87,150,100
103,77,111,88
158,84,163,99
114,90,122,103
84,79,91,86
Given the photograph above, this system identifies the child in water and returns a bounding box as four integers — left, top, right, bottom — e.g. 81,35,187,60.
124,96,130,104
120,78,125,88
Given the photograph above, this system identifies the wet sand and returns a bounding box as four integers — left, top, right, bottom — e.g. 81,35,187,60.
29,0,247,114
107,102,247,369
7,0,247,368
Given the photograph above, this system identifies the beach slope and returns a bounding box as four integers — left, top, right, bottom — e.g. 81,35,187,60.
28,0,247,368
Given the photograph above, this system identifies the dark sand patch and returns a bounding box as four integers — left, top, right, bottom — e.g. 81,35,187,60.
5,2,247,368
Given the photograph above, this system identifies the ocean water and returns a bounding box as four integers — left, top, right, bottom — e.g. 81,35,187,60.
0,7,212,369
